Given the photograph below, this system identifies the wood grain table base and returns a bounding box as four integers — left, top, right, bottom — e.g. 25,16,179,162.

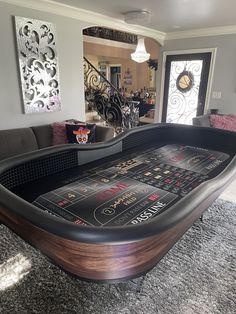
0,187,226,282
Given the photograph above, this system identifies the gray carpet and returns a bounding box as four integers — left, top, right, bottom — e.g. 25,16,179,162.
0,199,235,314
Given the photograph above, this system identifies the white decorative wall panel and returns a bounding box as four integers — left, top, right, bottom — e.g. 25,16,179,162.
15,16,61,113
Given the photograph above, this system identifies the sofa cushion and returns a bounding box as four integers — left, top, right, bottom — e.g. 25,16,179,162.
0,128,38,161
0,122,115,162
210,114,236,131
95,124,114,142
31,124,53,148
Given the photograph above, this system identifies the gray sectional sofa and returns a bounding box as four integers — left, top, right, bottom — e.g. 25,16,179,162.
0,123,114,161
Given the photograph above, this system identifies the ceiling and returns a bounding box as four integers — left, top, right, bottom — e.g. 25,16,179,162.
51,0,236,33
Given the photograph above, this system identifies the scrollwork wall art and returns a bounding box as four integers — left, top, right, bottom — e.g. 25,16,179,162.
15,16,61,114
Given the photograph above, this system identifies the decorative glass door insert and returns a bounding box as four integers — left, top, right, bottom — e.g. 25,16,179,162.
162,53,211,125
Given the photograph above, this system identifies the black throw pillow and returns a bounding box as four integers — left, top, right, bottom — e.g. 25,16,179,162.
66,124,96,144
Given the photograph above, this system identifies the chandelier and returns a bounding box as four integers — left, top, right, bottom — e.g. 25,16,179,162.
131,37,150,63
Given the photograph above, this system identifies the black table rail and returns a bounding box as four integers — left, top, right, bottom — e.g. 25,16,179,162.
0,123,235,281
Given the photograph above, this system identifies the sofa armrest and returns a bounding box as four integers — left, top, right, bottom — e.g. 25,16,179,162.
95,125,114,142
192,115,211,127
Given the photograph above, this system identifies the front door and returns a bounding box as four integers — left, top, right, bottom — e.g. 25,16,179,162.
162,52,212,125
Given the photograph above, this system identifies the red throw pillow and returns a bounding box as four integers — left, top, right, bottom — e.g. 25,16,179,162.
52,122,68,145
210,114,236,132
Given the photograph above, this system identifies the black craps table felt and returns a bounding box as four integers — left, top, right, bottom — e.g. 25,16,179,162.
33,144,230,227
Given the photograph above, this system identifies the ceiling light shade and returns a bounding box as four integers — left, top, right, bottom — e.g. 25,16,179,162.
124,11,151,25
131,38,150,63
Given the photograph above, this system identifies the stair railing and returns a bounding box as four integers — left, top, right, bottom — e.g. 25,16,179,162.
83,57,139,133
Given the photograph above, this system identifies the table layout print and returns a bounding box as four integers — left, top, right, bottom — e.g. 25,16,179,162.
33,144,229,226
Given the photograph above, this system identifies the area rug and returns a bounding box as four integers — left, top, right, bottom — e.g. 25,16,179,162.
0,199,235,314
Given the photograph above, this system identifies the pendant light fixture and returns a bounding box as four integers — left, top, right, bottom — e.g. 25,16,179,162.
131,37,150,63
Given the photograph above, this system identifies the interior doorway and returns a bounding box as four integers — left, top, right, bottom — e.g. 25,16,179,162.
83,26,161,126
109,65,121,90
162,51,214,125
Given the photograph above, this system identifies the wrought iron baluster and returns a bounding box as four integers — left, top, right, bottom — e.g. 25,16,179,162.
84,57,139,133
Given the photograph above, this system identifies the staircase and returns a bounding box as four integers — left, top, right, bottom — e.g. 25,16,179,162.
84,57,139,133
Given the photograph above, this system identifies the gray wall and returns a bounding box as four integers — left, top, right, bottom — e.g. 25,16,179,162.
1,2,236,130
0,2,88,130
157,34,236,118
